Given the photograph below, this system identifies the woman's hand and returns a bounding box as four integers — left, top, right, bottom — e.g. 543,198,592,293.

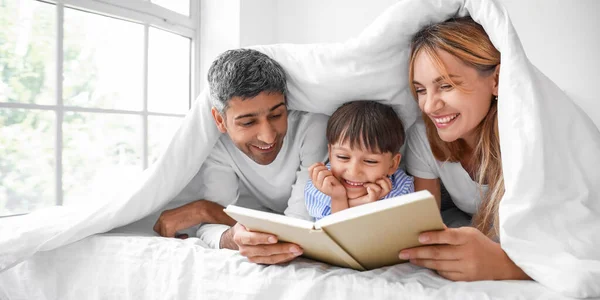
399,227,531,281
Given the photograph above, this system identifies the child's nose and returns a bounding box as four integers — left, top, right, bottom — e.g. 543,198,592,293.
347,161,361,177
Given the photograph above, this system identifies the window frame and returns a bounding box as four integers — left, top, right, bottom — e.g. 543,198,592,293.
0,0,201,211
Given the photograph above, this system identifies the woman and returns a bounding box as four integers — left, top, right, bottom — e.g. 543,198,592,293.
399,16,531,281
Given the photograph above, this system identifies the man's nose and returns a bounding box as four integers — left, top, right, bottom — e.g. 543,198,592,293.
257,122,277,144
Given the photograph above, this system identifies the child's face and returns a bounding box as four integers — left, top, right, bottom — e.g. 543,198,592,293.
328,141,401,200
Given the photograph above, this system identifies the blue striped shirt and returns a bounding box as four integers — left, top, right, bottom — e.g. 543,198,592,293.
305,164,415,220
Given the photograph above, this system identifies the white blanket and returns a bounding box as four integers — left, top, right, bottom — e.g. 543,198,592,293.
0,215,572,300
8,215,584,300
1,0,599,297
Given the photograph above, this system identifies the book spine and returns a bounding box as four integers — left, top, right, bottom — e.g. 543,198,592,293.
311,229,366,271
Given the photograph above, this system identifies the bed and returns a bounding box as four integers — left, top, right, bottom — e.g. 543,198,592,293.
0,213,569,300
1,0,599,298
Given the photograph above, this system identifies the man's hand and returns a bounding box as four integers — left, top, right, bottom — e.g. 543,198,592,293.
154,200,236,238
154,204,200,238
348,176,392,207
220,223,304,265
308,162,346,199
398,227,532,281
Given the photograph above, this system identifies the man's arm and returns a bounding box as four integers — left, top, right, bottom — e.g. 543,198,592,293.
154,149,239,237
153,200,236,237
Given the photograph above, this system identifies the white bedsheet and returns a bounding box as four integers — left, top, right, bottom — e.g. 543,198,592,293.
2,0,600,298
0,216,573,300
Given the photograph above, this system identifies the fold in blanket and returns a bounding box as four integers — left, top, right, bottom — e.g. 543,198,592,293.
1,0,599,297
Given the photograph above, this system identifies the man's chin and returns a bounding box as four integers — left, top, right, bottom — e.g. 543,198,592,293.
253,157,276,165
249,144,281,165
249,152,278,165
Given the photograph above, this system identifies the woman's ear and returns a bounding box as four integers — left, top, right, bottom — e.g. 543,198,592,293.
211,107,227,133
388,153,402,176
492,64,501,97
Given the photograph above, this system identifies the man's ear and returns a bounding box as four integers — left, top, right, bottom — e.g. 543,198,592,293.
388,153,401,176
211,107,227,133
492,64,500,97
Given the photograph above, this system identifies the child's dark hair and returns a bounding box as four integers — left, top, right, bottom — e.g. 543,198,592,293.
326,101,405,154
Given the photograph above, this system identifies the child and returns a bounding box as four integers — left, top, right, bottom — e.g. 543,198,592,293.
305,100,414,220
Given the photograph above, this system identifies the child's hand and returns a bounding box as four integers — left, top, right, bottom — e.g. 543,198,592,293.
308,162,347,199
348,176,393,207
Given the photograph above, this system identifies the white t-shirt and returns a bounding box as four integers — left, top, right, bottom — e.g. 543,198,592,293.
185,110,329,248
405,119,488,215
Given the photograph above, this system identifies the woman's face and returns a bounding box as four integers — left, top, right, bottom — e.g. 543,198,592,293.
412,49,498,147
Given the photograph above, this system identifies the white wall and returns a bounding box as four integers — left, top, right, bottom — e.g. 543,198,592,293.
201,0,600,123
199,0,276,92
199,0,241,92
240,0,277,47
501,0,600,123
273,0,399,44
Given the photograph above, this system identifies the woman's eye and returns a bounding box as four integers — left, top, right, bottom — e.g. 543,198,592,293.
415,88,426,95
440,84,453,90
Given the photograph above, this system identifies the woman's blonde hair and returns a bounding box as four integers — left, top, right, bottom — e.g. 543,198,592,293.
408,16,503,238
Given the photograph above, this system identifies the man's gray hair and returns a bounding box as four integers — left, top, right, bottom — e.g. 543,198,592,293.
207,49,287,113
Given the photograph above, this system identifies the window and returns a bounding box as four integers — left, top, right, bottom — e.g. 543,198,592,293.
0,0,200,216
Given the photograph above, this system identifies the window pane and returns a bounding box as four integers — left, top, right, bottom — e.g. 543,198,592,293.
151,0,190,16
148,27,190,114
0,108,55,216
148,116,183,164
62,112,142,205
63,9,143,111
0,0,55,105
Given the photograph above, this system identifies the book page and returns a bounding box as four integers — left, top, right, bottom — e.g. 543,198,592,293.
223,206,365,270
224,205,314,229
315,191,445,270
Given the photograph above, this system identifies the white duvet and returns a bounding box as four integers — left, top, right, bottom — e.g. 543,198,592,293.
1,0,599,298
0,215,571,300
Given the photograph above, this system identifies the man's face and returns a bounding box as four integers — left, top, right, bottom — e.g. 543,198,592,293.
212,91,288,165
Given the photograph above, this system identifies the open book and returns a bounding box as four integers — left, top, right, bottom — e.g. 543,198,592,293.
223,190,444,271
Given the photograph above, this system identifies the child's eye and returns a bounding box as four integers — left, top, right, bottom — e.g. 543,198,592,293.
336,155,349,160
364,160,378,164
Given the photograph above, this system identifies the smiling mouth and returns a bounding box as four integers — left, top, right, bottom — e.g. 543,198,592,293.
252,143,275,152
343,179,365,188
431,113,460,128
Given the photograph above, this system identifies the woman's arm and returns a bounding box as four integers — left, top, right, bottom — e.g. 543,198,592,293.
414,176,442,209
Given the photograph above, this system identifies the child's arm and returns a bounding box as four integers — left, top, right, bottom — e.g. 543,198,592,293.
330,195,349,213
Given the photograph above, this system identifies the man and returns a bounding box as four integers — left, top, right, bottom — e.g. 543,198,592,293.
153,49,329,264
